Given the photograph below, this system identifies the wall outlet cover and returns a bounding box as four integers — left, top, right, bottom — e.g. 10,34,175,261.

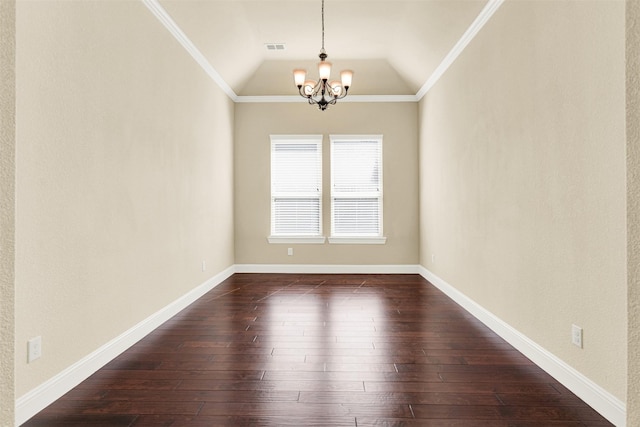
571,324,583,348
28,336,42,363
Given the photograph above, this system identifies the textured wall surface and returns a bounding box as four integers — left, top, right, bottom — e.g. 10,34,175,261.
15,0,234,398
0,1,16,425
419,0,627,400
234,102,419,266
627,0,640,424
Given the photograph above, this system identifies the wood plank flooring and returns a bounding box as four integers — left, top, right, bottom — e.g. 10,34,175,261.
23,274,613,426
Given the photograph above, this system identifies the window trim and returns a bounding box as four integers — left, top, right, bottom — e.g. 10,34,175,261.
327,236,387,245
267,236,326,244
329,134,385,242
269,134,324,242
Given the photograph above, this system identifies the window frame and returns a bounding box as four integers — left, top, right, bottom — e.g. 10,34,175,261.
268,135,326,244
329,134,386,245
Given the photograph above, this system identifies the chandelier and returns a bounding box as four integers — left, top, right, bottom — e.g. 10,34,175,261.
293,0,353,111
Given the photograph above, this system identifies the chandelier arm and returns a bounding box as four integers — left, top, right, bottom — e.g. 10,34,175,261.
333,87,349,100
324,81,350,100
297,79,327,99
298,86,310,98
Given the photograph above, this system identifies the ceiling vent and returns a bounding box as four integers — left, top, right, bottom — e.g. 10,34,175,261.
265,43,286,51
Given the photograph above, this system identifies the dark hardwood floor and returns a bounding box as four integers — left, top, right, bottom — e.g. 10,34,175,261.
24,274,613,426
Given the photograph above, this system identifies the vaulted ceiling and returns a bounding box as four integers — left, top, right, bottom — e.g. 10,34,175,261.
152,0,497,97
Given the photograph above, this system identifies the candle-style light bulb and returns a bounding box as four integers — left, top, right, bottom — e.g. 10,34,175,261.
318,61,332,81
293,69,307,87
340,70,353,88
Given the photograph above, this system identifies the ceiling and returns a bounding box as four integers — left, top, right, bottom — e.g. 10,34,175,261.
155,0,493,97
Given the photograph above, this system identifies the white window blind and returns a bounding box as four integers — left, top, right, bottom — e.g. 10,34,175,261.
330,135,383,237
270,135,322,237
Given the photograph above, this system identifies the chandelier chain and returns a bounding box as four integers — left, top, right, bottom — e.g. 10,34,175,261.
321,0,325,51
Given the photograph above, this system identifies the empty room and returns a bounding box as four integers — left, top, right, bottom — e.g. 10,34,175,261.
1,0,639,426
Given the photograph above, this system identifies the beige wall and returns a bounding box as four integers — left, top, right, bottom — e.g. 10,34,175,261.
419,0,627,401
0,0,16,425
234,102,419,266
8,0,636,423
627,0,640,423
15,0,234,397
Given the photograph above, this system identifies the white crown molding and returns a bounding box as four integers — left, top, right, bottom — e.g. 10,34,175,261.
235,95,419,104
417,266,626,427
15,266,235,426
415,0,504,100
235,95,304,104
340,95,418,103
340,95,419,103
141,0,238,101
142,0,503,104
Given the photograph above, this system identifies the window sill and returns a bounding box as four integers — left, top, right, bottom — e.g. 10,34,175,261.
328,237,387,245
268,236,326,244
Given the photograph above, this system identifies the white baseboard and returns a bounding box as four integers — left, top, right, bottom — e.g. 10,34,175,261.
418,265,626,427
15,265,235,426
234,264,420,274
16,265,626,427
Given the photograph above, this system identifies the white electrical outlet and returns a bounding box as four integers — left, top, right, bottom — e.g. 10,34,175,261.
28,336,42,363
431,254,435,263
202,260,206,272
287,248,293,256
571,324,583,348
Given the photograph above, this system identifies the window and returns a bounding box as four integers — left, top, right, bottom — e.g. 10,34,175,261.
330,135,386,244
269,135,325,243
